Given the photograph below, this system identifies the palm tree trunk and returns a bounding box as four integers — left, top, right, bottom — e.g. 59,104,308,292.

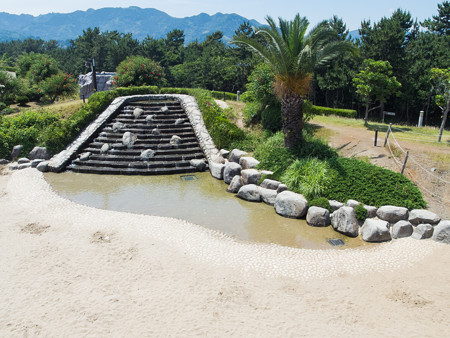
280,92,303,149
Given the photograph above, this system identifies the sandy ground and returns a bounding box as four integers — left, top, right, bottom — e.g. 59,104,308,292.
1,167,450,337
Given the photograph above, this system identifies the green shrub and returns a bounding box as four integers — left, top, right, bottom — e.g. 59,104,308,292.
210,91,237,101
323,158,426,209
0,102,6,111
261,105,282,132
113,56,165,87
15,95,29,106
309,197,333,213
355,204,368,220
38,72,77,103
309,105,357,118
281,158,332,200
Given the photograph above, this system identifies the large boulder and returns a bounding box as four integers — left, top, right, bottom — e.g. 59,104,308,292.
409,209,440,226
364,205,378,218
228,149,248,164
227,175,243,193
432,220,450,244
306,206,331,227
18,158,30,164
219,149,230,158
411,224,434,240
170,135,182,147
28,146,51,160
392,220,413,239
331,207,359,237
11,145,23,160
239,156,260,169
210,162,225,180
346,199,360,208
376,206,409,223
361,219,391,242
277,184,288,193
241,169,261,185
237,184,261,202
36,161,49,172
260,179,281,190
274,191,308,219
141,149,155,161
133,107,144,119
122,132,137,148
0,159,9,165
223,162,242,184
31,159,44,168
259,187,277,206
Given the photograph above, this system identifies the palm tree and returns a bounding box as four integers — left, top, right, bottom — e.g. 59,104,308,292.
232,14,355,148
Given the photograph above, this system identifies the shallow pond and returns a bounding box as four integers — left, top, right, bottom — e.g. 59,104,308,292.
45,172,368,250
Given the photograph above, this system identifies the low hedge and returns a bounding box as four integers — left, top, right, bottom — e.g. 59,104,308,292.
309,105,357,118
210,91,238,101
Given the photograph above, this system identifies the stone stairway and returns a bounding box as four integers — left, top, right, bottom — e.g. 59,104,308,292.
66,100,207,175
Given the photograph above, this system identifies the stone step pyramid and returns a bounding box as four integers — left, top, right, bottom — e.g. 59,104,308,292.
66,100,207,175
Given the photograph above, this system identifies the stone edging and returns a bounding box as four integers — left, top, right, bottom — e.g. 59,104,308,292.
47,94,219,172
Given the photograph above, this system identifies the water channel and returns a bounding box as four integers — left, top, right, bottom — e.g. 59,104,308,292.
45,172,369,249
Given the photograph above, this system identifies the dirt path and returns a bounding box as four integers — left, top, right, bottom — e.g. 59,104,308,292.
311,120,450,218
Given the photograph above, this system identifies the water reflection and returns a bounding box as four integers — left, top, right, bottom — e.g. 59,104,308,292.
45,172,368,249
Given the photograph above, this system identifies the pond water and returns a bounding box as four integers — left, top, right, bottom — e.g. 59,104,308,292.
44,172,369,250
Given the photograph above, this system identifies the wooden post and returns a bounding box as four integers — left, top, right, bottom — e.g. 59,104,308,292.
383,123,392,147
374,130,378,146
401,150,409,175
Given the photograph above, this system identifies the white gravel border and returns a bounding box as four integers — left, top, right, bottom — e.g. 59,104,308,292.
7,169,441,282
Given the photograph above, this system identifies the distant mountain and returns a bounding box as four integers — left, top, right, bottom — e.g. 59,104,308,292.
0,7,262,44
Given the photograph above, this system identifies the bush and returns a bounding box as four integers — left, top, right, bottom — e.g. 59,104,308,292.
38,72,77,103
210,91,237,101
281,158,332,200
261,104,282,132
113,56,165,87
309,197,333,213
355,204,368,220
15,95,29,106
242,101,263,125
0,102,6,111
323,157,426,209
309,105,357,118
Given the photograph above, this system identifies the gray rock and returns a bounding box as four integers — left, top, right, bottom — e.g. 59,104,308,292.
409,209,440,226
212,154,226,164
145,115,155,124
239,157,260,169
11,145,23,160
307,206,331,227
133,107,144,119
364,205,378,218
31,159,44,168
411,224,434,240
0,159,9,165
122,132,137,148
28,146,51,160
170,135,182,147
151,128,161,136
8,163,18,171
237,184,261,202
229,149,248,163
376,205,409,223
392,220,413,239
36,161,49,172
210,162,225,180
432,220,450,244
223,162,242,184
361,219,391,242
18,158,30,164
241,169,261,185
260,170,274,176
79,152,91,161
190,159,207,171
112,122,125,132
175,118,184,125
274,191,308,219
227,175,243,193
260,179,281,190
160,106,169,112
100,143,110,153
331,207,359,237
329,200,344,211
219,149,230,158
141,149,155,161
18,163,31,170
277,184,288,193
346,199,360,208
259,187,277,206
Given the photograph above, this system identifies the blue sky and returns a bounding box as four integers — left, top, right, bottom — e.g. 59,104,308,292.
2,0,442,31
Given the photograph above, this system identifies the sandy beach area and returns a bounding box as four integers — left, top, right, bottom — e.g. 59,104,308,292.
1,168,449,337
